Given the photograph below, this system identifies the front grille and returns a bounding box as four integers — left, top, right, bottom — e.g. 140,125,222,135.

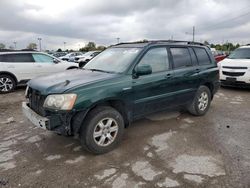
27,88,46,116
222,71,245,77
222,66,247,69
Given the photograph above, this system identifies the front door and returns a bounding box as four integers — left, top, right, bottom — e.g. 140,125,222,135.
132,47,176,119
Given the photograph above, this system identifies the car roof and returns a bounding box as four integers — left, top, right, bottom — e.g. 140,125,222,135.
112,40,206,48
0,51,46,55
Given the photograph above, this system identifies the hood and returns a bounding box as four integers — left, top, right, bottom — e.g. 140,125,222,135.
28,69,118,95
219,58,250,67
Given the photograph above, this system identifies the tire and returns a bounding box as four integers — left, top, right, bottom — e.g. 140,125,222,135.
79,106,124,154
0,74,16,94
187,86,211,116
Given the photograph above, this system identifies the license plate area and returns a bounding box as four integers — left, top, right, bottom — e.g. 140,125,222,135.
226,77,236,82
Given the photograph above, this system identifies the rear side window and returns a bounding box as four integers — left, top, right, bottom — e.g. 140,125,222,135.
170,48,192,69
193,48,211,65
0,54,34,62
32,54,54,63
138,47,169,73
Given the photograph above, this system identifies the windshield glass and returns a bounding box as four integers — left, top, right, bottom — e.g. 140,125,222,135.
84,48,141,73
228,48,250,59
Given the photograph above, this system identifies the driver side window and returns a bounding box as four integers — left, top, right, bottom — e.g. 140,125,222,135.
138,48,169,73
32,54,54,63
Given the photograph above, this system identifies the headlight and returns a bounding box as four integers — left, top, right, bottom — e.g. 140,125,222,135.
43,94,77,110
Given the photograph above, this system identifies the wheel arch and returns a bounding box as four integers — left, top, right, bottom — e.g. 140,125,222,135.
71,98,131,135
202,82,214,99
0,71,18,83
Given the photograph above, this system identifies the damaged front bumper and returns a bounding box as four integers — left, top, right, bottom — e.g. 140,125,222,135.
22,102,80,135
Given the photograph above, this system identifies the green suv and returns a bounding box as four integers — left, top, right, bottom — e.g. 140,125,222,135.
22,40,220,154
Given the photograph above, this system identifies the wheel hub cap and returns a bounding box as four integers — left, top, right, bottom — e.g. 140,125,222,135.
0,77,13,92
198,91,208,111
93,118,119,147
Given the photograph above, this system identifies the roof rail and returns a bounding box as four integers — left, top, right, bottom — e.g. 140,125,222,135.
113,40,205,47
149,40,205,46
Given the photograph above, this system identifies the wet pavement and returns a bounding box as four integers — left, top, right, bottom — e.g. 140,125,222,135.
0,87,249,188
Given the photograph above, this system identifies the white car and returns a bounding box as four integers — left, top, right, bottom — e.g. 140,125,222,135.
59,52,84,62
218,45,250,88
75,51,100,63
0,51,78,93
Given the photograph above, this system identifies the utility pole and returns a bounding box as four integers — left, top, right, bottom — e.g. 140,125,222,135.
116,37,120,44
192,26,195,42
13,41,17,50
37,38,42,51
63,42,66,51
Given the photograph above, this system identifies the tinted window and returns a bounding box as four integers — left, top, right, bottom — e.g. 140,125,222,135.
0,53,34,62
170,48,192,69
189,48,198,65
138,48,169,73
32,54,54,63
193,48,211,65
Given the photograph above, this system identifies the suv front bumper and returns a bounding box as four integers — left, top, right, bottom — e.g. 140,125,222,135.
22,102,76,135
22,102,49,130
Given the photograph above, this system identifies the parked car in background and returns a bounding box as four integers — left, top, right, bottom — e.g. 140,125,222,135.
22,40,219,154
0,51,78,93
53,52,68,58
75,51,101,67
59,52,84,62
212,50,227,63
218,45,250,88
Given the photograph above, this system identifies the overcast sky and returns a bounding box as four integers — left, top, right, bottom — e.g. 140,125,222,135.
0,0,250,50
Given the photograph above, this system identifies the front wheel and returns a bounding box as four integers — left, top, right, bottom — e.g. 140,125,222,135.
79,106,124,154
0,74,16,94
187,86,211,116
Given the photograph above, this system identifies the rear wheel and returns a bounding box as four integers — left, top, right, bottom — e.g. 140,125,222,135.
0,74,16,94
79,106,124,154
187,86,211,116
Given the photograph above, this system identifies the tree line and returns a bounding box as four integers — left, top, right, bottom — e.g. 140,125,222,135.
0,41,244,52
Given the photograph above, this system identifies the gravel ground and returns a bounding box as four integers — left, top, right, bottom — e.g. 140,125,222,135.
0,87,249,188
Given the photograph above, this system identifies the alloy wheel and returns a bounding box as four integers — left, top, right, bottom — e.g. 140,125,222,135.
93,118,119,147
0,77,13,92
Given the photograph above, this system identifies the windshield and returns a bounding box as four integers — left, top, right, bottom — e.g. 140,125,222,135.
84,48,141,73
228,48,250,59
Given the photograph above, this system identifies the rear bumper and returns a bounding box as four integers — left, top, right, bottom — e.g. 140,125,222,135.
213,81,220,94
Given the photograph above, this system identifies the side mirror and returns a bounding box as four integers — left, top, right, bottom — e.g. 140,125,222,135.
53,59,60,64
134,64,152,77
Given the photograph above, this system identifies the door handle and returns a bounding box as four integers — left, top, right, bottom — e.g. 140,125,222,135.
195,68,200,73
165,73,173,79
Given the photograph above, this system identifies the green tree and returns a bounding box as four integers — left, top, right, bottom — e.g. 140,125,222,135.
204,41,209,45
0,43,5,49
57,48,62,52
27,43,37,50
96,45,106,51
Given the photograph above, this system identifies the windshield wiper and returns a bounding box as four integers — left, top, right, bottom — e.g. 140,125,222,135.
88,69,116,74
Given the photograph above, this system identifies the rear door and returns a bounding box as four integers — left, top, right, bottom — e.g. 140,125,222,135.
132,47,176,118
193,47,218,86
169,47,200,105
1,53,35,81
